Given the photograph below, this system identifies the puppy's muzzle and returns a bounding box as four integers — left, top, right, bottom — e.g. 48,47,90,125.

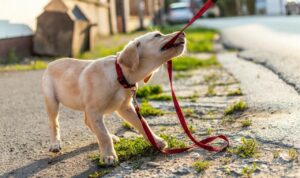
161,32,186,51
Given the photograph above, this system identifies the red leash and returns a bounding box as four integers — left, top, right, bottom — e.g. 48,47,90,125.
117,0,229,154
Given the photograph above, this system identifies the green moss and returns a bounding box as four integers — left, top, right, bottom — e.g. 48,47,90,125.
159,134,187,149
192,160,210,173
241,119,252,127
225,100,248,115
228,137,258,158
0,60,48,72
227,88,243,96
172,55,219,71
140,101,164,116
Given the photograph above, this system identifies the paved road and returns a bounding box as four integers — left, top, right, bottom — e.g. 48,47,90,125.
0,70,121,177
196,16,300,92
219,52,300,149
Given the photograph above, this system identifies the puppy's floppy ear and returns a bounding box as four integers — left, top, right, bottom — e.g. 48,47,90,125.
118,41,140,71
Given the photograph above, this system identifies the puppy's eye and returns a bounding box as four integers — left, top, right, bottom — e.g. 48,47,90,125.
154,33,162,38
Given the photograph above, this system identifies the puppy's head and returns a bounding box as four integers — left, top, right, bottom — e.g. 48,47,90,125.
118,31,186,82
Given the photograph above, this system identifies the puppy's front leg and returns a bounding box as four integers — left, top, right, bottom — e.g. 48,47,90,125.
85,110,118,165
117,104,168,149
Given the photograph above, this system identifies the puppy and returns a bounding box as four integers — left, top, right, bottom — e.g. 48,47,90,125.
42,31,186,165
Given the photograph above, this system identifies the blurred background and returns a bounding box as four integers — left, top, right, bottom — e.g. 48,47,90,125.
0,0,299,62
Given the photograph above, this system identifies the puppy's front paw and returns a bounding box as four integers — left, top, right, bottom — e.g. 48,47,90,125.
49,142,62,153
101,153,118,166
154,136,168,150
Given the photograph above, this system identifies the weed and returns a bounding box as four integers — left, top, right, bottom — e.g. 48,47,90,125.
241,162,257,178
204,73,219,84
228,137,258,158
227,88,243,96
122,122,133,130
175,72,192,80
159,134,187,149
225,100,247,115
220,157,231,165
192,160,210,173
148,94,172,101
172,55,219,71
183,108,195,117
241,119,252,127
188,125,196,134
160,127,167,131
140,101,164,116
273,149,281,159
206,128,213,135
221,116,236,125
288,148,298,161
206,84,216,96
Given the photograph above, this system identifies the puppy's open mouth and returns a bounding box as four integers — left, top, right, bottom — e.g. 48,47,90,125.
161,41,185,51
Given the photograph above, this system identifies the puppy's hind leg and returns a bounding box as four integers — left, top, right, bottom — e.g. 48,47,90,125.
43,75,61,153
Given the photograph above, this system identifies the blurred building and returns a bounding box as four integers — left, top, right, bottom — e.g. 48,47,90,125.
0,21,33,63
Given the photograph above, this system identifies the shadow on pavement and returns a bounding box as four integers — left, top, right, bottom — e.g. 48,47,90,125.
1,143,98,178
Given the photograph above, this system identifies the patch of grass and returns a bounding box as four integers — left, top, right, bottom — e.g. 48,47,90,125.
136,85,162,98
172,55,219,71
140,101,164,117
0,60,48,72
228,137,259,158
183,108,195,117
241,119,252,127
241,162,257,178
122,122,133,130
160,134,187,149
220,157,231,165
160,127,167,132
79,44,125,59
288,148,298,161
225,100,248,115
227,88,243,96
188,125,196,134
204,73,219,84
206,128,213,135
192,160,210,173
206,84,216,96
148,94,172,101
175,72,193,80
273,149,281,159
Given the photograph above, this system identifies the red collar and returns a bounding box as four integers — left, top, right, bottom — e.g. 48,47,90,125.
115,60,136,89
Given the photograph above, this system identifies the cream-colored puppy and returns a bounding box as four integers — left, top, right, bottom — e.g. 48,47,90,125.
42,31,186,165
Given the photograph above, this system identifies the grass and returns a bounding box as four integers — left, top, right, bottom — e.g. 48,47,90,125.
172,55,219,71
137,85,171,101
273,149,281,159
148,94,172,101
206,128,213,135
188,125,196,134
192,160,210,173
225,100,248,115
288,148,298,161
91,134,186,167
122,122,133,130
140,101,164,116
204,73,219,84
183,108,195,117
228,137,259,158
0,60,48,72
175,72,192,80
227,88,243,96
79,44,125,59
241,162,257,178
241,119,252,127
206,84,216,96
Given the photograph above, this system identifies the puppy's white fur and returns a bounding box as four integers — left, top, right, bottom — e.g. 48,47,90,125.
42,31,186,165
